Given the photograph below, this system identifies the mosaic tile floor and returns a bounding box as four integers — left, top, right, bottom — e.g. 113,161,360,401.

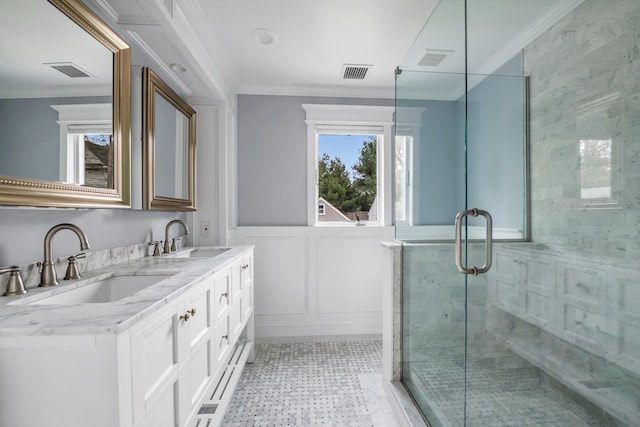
222,337,398,427
406,346,606,427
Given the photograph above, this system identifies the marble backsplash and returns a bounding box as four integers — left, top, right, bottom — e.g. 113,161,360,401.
0,239,183,293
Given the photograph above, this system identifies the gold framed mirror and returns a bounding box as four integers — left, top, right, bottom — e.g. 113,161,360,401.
0,0,130,208
142,67,196,211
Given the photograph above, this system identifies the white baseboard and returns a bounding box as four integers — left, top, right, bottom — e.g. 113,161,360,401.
255,319,382,337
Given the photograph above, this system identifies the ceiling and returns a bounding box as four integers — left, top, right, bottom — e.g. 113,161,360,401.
0,0,585,101
0,0,112,98
97,0,584,101
196,0,439,98
87,0,440,100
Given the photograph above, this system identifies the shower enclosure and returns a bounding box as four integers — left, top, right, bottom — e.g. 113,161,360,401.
395,0,640,426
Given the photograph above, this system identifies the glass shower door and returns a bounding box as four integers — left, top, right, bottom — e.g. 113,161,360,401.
397,69,528,426
399,0,638,425
396,66,469,426
395,0,529,424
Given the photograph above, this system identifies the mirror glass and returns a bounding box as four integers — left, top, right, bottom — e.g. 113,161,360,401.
143,67,196,211
0,0,130,208
153,93,190,199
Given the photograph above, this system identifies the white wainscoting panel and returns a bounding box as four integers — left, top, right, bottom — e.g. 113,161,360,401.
316,236,385,314
246,236,308,316
229,227,395,337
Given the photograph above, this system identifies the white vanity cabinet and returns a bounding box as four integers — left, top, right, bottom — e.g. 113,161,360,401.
130,275,214,427
0,246,254,427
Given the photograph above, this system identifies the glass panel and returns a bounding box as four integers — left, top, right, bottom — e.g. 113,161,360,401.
402,243,466,427
395,70,467,242
396,69,467,426
466,71,527,241
397,0,468,425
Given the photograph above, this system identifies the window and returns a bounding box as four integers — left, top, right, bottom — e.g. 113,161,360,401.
318,203,325,215
317,134,378,224
51,103,112,187
303,104,394,226
394,134,412,223
66,127,113,187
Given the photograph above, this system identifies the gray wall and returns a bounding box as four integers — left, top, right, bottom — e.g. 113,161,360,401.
413,99,463,224
0,208,183,266
467,54,525,231
237,95,393,226
397,53,525,229
0,96,110,181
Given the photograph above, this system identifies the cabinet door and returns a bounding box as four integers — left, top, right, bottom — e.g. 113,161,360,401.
179,278,214,427
143,382,179,427
241,251,254,319
214,313,231,366
131,299,185,426
213,268,231,322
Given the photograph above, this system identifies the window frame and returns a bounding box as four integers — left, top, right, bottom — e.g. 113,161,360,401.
303,104,394,226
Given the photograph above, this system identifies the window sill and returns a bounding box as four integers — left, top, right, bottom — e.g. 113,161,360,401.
314,222,383,227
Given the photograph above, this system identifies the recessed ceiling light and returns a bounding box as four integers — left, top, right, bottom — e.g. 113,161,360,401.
251,28,274,45
170,63,187,73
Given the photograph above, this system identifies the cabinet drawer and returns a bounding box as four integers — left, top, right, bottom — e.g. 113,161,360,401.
214,270,231,320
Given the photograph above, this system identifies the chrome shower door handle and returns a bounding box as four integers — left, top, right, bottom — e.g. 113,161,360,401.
454,208,493,275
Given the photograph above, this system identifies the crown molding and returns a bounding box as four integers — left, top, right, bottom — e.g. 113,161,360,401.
238,84,395,100
474,0,584,76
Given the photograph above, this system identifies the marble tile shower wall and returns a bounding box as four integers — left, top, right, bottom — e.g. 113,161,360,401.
516,0,640,381
403,244,489,351
477,1,640,421
524,0,640,261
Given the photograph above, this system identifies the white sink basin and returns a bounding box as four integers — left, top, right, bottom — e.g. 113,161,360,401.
27,273,177,305
171,247,231,258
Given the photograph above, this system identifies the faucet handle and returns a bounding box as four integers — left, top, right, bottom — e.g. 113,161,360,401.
64,253,86,280
0,266,27,296
149,241,162,257
171,237,181,252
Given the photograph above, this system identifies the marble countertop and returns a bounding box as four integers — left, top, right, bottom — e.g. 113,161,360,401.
0,246,252,337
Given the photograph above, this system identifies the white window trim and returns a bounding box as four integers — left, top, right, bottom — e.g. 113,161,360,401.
302,104,394,226
395,106,425,226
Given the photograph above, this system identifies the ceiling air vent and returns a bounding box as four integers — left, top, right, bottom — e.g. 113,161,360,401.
417,49,454,67
342,64,371,80
46,62,93,78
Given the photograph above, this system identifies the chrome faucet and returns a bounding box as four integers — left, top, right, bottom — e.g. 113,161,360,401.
39,223,90,287
163,219,190,254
